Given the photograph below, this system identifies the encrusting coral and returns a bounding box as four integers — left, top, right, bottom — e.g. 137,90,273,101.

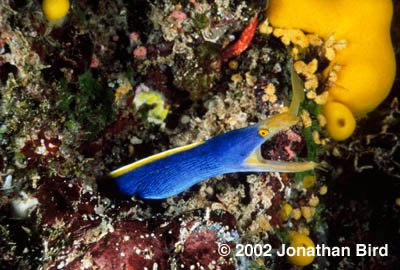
267,0,396,140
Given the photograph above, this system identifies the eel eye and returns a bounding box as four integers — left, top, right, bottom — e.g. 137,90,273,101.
259,129,269,137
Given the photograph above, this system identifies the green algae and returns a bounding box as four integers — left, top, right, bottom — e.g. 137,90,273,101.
193,13,210,30
57,70,115,139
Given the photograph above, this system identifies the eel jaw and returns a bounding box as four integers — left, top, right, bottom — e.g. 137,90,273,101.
243,65,314,173
243,146,317,173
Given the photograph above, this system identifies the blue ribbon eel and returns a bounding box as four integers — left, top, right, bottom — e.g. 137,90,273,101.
110,67,316,199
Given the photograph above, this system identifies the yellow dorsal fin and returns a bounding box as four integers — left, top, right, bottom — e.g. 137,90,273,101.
110,141,204,177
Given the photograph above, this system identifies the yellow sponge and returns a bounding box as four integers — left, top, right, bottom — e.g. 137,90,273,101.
267,0,396,140
42,0,70,21
324,101,356,141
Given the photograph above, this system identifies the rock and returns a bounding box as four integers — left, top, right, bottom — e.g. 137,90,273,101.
47,208,239,270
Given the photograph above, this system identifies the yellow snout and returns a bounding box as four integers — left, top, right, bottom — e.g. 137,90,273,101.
259,112,299,137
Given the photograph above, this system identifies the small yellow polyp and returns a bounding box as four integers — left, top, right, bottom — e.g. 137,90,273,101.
42,0,70,21
287,232,316,266
279,203,293,221
323,101,355,141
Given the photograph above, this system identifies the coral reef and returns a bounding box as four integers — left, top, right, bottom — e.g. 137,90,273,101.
0,0,399,269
